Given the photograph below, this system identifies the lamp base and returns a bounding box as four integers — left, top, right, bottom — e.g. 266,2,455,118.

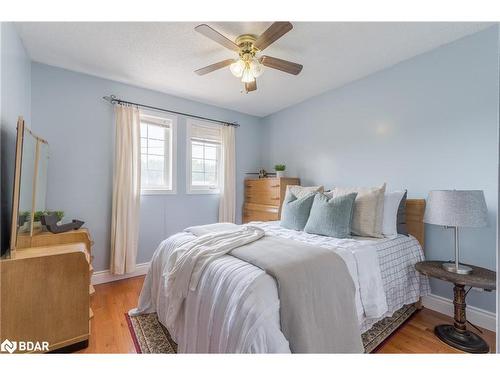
435,325,489,353
442,262,472,275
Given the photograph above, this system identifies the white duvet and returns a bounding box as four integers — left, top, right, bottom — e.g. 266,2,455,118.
131,221,429,353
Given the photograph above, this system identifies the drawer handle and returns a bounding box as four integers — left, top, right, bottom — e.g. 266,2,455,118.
246,195,252,199
271,197,280,201
271,185,280,188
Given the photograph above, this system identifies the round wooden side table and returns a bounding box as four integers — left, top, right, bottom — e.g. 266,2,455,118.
415,260,496,354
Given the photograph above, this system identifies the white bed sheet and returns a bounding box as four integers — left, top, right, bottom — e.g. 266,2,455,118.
131,221,430,353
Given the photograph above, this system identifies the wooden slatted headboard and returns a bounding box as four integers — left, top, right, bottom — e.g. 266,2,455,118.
405,199,426,250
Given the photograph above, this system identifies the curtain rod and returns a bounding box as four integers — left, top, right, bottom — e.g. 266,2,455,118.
102,95,240,127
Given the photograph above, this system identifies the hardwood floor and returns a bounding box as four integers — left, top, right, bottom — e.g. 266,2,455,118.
79,275,496,354
80,276,145,353
376,308,496,353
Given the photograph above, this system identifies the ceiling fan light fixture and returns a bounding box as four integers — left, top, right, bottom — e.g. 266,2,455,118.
230,59,245,78
241,66,255,83
194,22,302,92
250,58,264,78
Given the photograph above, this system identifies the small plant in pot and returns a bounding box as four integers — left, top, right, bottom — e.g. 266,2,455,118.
274,164,286,178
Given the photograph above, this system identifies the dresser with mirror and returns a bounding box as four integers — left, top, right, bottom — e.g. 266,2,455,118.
0,117,94,353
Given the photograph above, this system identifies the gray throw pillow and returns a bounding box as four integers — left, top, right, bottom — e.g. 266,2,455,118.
397,190,409,236
304,193,358,238
280,192,316,231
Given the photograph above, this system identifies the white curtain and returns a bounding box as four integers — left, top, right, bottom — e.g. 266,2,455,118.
218,125,236,223
110,105,141,274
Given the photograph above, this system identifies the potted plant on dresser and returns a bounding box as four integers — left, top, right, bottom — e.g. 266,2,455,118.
274,164,286,178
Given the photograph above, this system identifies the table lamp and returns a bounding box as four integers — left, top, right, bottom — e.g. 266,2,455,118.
423,190,488,275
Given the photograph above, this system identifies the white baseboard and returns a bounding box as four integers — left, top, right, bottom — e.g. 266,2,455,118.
91,262,150,285
422,293,496,332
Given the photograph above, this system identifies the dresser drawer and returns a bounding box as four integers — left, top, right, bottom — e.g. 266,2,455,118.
245,189,281,205
245,179,280,205
245,178,281,191
243,203,279,223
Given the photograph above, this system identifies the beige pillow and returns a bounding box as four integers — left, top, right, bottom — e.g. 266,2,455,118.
286,185,324,199
329,183,386,238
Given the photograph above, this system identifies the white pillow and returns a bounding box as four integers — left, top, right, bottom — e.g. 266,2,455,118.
382,191,406,238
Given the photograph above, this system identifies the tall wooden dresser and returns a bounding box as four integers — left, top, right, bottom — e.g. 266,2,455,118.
243,177,300,223
0,229,94,353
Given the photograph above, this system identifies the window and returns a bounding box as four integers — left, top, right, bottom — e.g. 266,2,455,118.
187,120,222,194
140,113,177,194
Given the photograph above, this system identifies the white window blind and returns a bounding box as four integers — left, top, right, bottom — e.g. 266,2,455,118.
189,123,222,142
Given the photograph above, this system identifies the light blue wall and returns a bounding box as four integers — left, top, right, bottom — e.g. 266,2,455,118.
0,22,31,253
262,26,499,312
31,63,264,271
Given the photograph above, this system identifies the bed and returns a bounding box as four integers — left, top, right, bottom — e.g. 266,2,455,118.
131,199,430,353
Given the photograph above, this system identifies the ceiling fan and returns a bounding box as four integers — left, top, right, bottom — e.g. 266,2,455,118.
194,22,303,93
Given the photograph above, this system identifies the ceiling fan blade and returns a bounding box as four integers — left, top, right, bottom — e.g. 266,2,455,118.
254,22,293,51
245,80,257,92
260,55,303,75
195,24,240,52
195,59,234,76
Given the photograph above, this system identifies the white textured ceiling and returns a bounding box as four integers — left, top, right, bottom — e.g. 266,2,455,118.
16,22,492,117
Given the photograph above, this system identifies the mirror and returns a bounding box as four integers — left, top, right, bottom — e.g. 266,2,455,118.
9,117,49,251
35,142,49,213
17,129,37,234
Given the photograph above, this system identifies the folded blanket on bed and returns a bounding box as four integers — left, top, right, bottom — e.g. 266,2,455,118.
164,225,265,327
231,235,363,353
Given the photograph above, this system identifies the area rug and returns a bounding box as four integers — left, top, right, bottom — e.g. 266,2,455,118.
126,304,417,354
125,313,177,353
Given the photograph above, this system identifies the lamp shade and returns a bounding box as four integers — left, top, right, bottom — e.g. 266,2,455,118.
423,190,488,227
